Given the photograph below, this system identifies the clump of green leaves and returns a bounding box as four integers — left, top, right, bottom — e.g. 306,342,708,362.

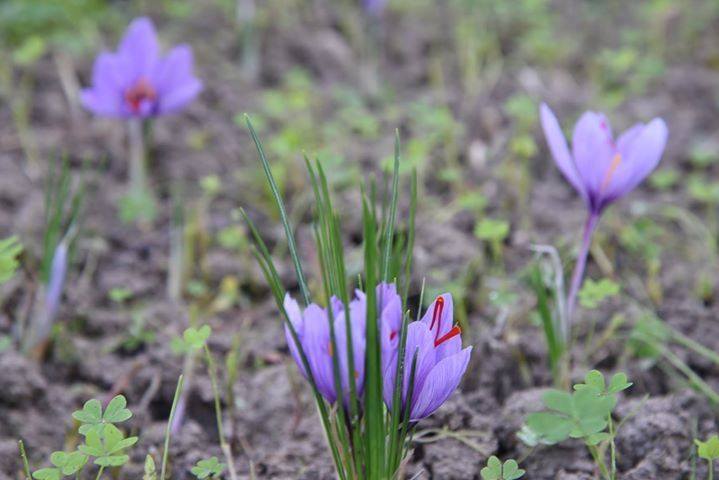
191,457,226,479
696,435,719,480
0,235,22,284
31,395,137,479
521,370,632,480
481,456,525,480
578,278,620,309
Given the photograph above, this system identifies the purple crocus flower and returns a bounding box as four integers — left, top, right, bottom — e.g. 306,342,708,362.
539,103,668,324
81,17,202,118
382,293,472,421
540,103,668,215
284,293,366,405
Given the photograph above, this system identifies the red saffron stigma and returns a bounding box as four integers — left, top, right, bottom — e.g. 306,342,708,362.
434,325,461,347
429,296,445,332
389,331,398,341
124,77,157,113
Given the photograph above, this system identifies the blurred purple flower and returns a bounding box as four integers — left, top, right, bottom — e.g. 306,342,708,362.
81,17,202,118
540,103,668,322
382,293,472,421
363,0,388,15
540,103,668,214
284,293,366,405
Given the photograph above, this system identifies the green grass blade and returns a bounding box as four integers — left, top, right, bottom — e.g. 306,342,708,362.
381,131,401,282
528,263,563,384
245,115,311,305
402,169,417,306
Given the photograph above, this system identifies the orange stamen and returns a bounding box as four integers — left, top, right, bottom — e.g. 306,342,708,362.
600,153,622,192
434,325,461,347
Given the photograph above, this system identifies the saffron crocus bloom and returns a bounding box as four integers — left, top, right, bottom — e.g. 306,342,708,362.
382,293,472,421
539,103,668,215
284,293,366,405
540,103,668,323
81,17,202,118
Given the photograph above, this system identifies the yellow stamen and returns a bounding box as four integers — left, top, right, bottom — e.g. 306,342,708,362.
601,153,622,192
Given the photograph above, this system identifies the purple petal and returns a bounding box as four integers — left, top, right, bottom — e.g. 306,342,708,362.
283,294,306,377
540,104,587,203
384,321,436,411
602,118,668,205
157,79,202,115
301,304,336,402
118,17,159,78
80,89,122,117
335,295,367,401
616,123,645,152
410,346,472,421
572,111,616,206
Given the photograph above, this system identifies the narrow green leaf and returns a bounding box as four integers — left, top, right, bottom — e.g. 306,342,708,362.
245,115,310,305
363,197,384,476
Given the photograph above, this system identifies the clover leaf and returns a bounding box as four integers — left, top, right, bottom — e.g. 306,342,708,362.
696,435,719,460
474,219,510,242
79,424,137,467
578,278,620,309
32,451,87,479
183,325,212,350
480,456,525,480
191,457,226,479
32,469,61,480
73,395,132,435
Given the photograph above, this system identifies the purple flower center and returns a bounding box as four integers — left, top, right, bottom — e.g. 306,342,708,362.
124,77,157,114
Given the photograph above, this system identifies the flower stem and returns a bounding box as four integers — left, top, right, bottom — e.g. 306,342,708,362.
161,375,184,480
128,118,147,195
566,212,600,335
204,344,238,480
94,466,105,480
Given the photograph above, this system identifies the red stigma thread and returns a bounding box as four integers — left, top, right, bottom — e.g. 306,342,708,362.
434,325,461,347
124,77,156,113
429,296,445,332
389,331,398,341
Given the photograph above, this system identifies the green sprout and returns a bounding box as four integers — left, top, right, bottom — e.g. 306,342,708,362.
191,457,226,479
480,456,525,480
696,435,719,480
143,455,157,480
475,218,510,263
578,278,620,309
649,169,679,191
217,225,247,252
108,287,132,304
0,236,22,284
